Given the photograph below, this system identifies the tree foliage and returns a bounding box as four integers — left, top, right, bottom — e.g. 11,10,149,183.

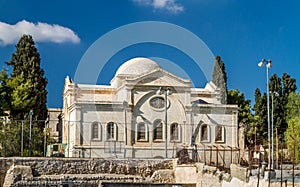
285,92,300,163
252,73,297,148
228,89,253,147
228,89,252,124
269,74,286,136
6,35,48,121
282,73,297,97
0,35,48,156
252,89,268,145
0,69,9,116
212,56,227,104
6,73,37,117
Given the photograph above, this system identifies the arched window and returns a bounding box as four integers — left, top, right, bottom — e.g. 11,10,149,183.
153,120,163,140
215,125,224,142
107,122,117,140
200,124,208,142
92,122,99,139
137,122,146,140
170,123,179,141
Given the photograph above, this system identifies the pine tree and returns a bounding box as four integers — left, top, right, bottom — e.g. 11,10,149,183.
253,88,268,145
212,56,228,104
6,35,48,121
253,73,297,145
282,73,297,97
269,74,286,135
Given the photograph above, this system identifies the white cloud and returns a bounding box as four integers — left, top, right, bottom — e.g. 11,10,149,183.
132,0,184,14
0,20,80,46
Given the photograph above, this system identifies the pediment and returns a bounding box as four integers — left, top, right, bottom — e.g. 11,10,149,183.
125,68,191,88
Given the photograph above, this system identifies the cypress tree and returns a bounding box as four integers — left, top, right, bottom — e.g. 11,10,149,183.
212,56,228,104
6,35,48,121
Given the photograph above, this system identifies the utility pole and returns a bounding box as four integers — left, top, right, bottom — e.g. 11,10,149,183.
29,110,33,157
276,128,279,169
21,120,24,157
43,119,49,157
3,116,7,157
123,101,128,158
290,135,295,187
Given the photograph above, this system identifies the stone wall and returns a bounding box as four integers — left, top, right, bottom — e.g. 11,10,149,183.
3,157,299,187
0,157,173,186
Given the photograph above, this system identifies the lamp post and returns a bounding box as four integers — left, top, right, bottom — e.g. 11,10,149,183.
29,110,33,157
157,87,171,159
44,119,49,157
3,116,7,157
21,120,24,157
271,91,279,169
258,59,272,170
290,135,295,187
123,100,128,158
191,103,197,146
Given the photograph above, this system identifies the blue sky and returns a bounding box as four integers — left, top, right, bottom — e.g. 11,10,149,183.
0,0,299,108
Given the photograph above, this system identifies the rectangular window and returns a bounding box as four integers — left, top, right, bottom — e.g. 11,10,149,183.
154,121,163,140
201,125,208,141
107,122,115,140
92,123,99,139
137,123,146,140
215,125,223,142
53,144,58,151
171,123,179,141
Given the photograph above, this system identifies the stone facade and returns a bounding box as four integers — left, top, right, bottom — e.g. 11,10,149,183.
47,108,63,143
62,57,239,159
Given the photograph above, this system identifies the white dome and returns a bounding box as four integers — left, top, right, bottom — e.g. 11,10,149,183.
115,57,160,77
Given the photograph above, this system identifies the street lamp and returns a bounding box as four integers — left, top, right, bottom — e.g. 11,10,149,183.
191,103,197,146
157,87,171,159
44,118,49,157
29,110,33,157
2,115,7,157
258,59,272,170
271,91,279,169
123,100,128,158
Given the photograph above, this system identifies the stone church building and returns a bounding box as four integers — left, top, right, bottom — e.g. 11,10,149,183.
62,57,238,159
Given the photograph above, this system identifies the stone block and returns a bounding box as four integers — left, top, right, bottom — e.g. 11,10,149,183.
175,165,197,184
151,169,174,183
3,165,33,187
230,164,250,182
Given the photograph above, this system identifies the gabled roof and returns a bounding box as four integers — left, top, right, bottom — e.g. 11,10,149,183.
114,66,191,88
